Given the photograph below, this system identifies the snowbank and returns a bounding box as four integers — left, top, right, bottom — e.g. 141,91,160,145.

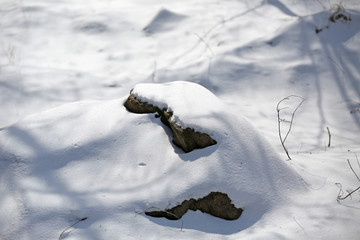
0,82,303,239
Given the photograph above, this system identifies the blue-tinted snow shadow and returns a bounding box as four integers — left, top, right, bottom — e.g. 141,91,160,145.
143,202,266,235
143,8,187,35
147,114,218,161
308,10,360,130
177,144,218,162
266,0,297,17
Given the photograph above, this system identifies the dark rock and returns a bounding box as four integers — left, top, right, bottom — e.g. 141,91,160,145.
123,94,158,114
169,122,217,153
123,94,217,153
145,192,243,220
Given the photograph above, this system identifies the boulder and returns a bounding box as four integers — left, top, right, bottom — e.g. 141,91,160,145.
124,93,217,153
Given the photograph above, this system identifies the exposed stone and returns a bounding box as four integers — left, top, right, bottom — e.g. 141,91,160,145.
124,93,217,153
123,94,158,114
145,192,243,220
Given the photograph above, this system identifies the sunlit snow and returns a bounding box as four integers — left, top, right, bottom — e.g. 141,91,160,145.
1,0,360,239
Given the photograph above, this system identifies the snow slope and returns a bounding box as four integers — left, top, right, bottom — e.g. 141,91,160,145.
1,0,360,239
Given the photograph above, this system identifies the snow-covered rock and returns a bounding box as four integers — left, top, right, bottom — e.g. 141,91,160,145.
124,82,219,152
0,81,304,239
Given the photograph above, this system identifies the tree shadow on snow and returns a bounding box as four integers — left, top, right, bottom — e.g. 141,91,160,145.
296,9,360,131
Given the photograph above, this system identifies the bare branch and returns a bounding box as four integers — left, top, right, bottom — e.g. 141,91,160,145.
337,156,360,202
277,95,305,160
337,185,360,201
347,159,360,182
193,32,214,57
355,152,360,169
326,126,331,147
58,217,88,240
283,97,305,143
293,216,304,231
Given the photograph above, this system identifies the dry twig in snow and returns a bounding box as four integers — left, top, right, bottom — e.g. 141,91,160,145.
326,126,331,147
58,217,88,240
276,95,305,160
336,154,360,202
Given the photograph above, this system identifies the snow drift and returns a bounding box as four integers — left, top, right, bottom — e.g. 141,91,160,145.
0,81,303,239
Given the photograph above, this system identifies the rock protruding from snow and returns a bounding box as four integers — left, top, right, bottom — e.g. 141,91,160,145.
124,94,158,114
124,92,217,153
145,192,243,220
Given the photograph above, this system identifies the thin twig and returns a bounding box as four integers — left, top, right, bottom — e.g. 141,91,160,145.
336,157,360,202
293,216,304,231
347,159,360,182
193,32,214,57
277,95,305,160
355,153,360,169
326,126,331,147
277,98,289,159
336,183,344,202
337,185,360,201
283,97,305,143
58,217,88,240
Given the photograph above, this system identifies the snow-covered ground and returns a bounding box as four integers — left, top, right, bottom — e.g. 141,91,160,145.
1,0,360,239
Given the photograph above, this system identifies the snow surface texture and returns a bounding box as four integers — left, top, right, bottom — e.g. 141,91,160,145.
1,0,360,239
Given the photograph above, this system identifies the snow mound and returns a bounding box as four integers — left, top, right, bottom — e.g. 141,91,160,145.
129,82,303,204
0,82,304,239
143,8,186,34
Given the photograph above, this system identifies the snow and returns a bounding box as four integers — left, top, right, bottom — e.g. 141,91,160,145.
1,0,360,239
131,81,225,131
0,90,304,239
